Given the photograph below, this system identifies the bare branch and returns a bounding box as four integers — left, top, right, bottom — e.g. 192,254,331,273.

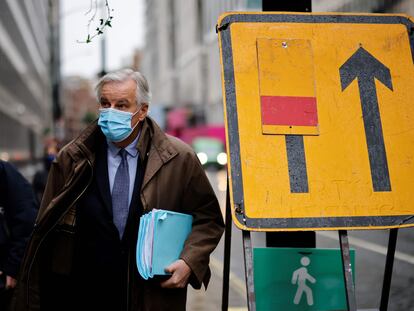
77,0,114,44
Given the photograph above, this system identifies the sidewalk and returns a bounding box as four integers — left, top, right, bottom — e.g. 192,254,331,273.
187,254,247,311
188,169,248,310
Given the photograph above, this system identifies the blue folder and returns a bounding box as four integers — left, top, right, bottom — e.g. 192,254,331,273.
136,209,193,279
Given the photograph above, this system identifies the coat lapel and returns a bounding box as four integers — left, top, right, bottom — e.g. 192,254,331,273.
128,157,144,213
95,140,113,216
137,117,179,191
141,144,163,190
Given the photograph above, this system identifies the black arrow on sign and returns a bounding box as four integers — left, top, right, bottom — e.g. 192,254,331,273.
340,47,393,192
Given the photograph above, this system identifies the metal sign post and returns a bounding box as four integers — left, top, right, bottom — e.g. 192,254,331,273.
339,230,357,311
242,230,256,310
222,180,232,311
380,228,399,311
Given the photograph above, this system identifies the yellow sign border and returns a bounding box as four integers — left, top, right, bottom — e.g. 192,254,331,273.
218,12,414,231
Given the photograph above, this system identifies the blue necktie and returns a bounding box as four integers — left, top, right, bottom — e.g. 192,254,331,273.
112,149,130,238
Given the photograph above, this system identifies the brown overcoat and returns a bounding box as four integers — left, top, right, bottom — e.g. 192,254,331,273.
10,117,224,311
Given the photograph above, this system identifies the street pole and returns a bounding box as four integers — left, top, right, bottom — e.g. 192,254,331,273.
262,0,311,12
99,0,107,77
100,31,107,77
262,0,316,248
49,0,62,128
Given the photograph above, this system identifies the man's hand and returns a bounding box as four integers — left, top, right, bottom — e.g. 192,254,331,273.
160,259,192,288
0,271,17,289
6,275,17,289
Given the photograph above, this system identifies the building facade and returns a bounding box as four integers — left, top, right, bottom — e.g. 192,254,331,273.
142,0,413,126
142,0,262,125
314,0,413,13
0,0,52,163
62,76,97,142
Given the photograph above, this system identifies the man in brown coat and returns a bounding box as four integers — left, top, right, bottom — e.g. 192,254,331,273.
11,69,224,311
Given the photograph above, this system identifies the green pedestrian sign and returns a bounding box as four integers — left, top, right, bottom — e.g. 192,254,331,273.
254,248,356,311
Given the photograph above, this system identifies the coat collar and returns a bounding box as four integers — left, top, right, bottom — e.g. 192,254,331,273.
138,117,179,190
66,117,179,190
65,120,102,166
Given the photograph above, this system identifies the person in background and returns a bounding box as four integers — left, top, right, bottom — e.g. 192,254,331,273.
0,160,37,310
11,69,224,311
32,143,58,204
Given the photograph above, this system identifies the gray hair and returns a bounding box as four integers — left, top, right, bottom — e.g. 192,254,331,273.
95,69,152,105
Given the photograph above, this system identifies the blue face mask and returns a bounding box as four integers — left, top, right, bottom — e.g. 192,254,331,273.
98,108,139,142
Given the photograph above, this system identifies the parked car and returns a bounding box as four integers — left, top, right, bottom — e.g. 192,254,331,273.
192,137,227,169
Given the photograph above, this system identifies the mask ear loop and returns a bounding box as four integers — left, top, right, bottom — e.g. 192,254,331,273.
132,103,145,125
118,104,144,142
111,105,142,143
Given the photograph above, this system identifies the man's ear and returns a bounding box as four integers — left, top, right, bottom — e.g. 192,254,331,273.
139,104,149,121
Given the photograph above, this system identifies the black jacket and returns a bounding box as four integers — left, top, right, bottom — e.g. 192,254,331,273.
0,161,37,279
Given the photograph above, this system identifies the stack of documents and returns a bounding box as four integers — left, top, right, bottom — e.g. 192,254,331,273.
136,209,193,280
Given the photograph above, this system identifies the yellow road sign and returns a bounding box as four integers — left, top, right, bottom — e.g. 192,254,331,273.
218,12,414,231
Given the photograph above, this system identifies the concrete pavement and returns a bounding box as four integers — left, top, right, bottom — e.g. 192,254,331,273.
187,250,247,311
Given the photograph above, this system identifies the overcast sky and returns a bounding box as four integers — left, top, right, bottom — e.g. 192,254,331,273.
61,0,145,78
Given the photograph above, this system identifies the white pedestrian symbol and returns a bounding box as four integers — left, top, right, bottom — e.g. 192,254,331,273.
291,256,316,306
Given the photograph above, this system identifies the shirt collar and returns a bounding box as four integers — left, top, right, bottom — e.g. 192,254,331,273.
107,131,140,158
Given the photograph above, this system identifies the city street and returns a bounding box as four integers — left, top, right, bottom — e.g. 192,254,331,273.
187,168,414,310
2,1,414,311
